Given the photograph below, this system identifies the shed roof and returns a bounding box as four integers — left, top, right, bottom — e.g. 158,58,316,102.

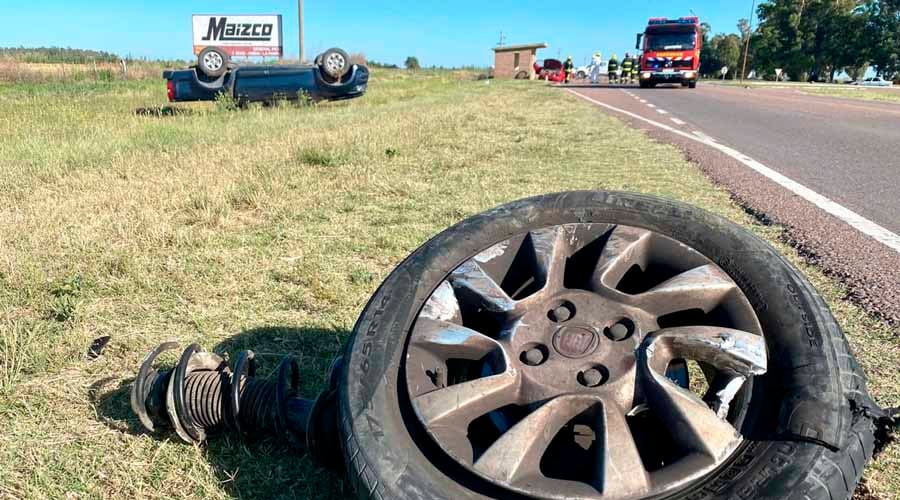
492,43,548,52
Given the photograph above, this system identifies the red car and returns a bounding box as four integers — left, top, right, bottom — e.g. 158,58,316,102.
534,58,566,82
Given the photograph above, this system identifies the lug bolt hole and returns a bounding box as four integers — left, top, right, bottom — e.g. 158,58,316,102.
577,366,609,388
520,343,549,366
547,300,576,323
604,318,636,341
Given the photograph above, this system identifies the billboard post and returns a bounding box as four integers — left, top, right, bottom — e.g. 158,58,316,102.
192,15,284,58
298,0,305,63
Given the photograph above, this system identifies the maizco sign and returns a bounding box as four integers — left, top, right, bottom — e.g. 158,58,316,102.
192,15,284,57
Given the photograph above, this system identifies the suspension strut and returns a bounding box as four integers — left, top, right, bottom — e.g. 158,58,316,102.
130,342,342,469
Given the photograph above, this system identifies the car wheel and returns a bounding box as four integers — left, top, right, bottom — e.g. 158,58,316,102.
197,47,229,78
339,191,875,500
319,47,351,80
515,71,529,80
577,71,587,80
689,81,697,89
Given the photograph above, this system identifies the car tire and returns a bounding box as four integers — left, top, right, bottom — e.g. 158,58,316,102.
577,71,587,79
197,47,229,78
689,81,698,89
514,71,529,80
338,191,876,500
319,47,351,80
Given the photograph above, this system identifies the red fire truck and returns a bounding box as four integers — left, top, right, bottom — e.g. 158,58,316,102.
636,16,702,88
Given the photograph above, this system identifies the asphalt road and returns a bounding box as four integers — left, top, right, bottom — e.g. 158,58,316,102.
568,83,900,325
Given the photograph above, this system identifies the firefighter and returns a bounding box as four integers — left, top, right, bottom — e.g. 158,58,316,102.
631,54,641,83
621,52,633,85
563,56,574,84
590,51,603,84
607,53,619,84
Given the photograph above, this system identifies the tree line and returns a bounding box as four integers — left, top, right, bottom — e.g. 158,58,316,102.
699,0,900,82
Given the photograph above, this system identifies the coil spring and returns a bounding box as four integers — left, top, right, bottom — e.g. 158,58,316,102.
130,342,302,444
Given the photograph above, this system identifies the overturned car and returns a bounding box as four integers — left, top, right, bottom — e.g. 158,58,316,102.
164,47,369,105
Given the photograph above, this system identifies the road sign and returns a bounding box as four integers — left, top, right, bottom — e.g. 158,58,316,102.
720,66,729,76
192,15,284,57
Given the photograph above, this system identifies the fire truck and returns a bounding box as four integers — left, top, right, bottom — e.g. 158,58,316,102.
635,16,702,88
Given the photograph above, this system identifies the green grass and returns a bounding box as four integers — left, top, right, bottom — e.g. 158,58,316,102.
0,70,897,499
706,79,900,104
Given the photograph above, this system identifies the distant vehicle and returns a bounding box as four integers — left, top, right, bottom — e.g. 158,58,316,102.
851,77,893,87
635,16,702,88
574,61,608,80
533,59,565,82
164,47,369,105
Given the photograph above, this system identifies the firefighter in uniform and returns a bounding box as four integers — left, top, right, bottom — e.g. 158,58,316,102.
631,53,641,83
621,53,633,86
589,51,603,84
607,54,619,84
563,56,575,83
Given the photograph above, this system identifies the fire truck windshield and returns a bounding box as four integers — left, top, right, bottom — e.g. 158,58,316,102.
646,33,696,51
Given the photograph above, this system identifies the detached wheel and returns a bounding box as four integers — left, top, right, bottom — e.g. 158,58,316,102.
340,191,874,500
197,47,229,78
320,47,350,79
515,71,529,80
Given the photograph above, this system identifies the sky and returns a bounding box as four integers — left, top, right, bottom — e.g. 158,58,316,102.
0,1,756,67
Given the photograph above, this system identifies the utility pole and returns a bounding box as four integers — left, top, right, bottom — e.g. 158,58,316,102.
740,0,756,83
298,0,305,62
498,30,506,47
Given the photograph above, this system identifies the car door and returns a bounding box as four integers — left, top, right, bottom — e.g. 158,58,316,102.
232,67,272,102
268,66,316,100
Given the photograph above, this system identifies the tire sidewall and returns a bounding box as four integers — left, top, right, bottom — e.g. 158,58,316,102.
339,191,845,499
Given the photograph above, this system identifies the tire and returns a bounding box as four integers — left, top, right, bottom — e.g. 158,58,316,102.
577,71,587,80
319,47,351,79
689,81,698,89
339,191,875,500
514,71,529,80
197,47,229,78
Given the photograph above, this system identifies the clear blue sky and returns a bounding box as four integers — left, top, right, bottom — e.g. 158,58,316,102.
0,1,755,66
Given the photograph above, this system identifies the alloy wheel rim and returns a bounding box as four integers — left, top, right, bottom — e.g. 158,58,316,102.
325,53,346,76
404,224,766,499
203,52,223,71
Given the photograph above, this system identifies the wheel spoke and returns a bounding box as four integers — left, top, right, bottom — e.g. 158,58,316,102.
414,372,520,432
590,226,652,292
633,264,738,317
419,281,463,323
529,227,568,293
474,395,597,484
595,401,651,497
638,327,766,461
450,261,516,313
410,317,502,361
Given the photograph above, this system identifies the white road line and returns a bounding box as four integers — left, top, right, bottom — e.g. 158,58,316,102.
656,109,669,114
647,103,656,108
567,88,900,254
692,130,716,142
640,99,647,103
670,117,686,125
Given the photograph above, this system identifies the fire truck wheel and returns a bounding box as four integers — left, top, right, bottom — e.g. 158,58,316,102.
197,47,229,78
338,191,877,500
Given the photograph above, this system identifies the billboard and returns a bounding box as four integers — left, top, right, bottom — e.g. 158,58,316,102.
192,15,283,57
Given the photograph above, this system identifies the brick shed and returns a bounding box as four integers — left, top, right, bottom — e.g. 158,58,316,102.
492,43,548,79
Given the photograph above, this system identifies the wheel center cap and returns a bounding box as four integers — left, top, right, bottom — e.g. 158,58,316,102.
552,325,599,359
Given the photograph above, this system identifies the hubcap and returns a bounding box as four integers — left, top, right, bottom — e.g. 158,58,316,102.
325,53,346,76
203,52,223,71
404,224,766,499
